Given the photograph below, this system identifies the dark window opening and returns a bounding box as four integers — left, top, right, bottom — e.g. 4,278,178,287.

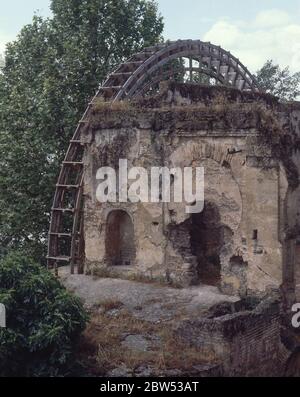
190,203,223,286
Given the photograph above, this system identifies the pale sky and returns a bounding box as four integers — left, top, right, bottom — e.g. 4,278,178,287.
1,0,300,73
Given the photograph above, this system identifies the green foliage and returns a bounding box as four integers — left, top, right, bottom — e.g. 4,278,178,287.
0,251,88,376
0,0,163,260
256,60,300,101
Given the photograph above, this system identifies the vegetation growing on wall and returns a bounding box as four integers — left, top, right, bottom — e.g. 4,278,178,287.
88,82,300,191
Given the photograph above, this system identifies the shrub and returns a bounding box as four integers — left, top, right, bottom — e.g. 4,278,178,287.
0,251,88,376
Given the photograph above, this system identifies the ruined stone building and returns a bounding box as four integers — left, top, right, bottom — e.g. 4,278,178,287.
48,40,300,305
47,40,300,376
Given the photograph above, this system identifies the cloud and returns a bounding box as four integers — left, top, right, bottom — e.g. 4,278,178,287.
254,9,291,28
203,9,300,74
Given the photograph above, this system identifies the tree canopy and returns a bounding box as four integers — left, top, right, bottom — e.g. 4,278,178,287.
256,60,300,101
0,0,163,261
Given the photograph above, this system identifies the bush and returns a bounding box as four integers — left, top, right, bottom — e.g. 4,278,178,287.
0,252,88,376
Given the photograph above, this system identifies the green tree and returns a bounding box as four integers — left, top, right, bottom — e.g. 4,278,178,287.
256,60,300,101
0,1,163,261
0,251,88,376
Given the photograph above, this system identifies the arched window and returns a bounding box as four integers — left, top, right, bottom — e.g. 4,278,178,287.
105,210,135,266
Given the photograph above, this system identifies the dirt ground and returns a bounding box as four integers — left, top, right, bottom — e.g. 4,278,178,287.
59,267,238,376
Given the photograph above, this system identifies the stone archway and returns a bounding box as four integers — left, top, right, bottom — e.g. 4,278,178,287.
105,210,136,267
167,146,243,287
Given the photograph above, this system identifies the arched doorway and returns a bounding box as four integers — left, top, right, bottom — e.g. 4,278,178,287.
105,210,135,266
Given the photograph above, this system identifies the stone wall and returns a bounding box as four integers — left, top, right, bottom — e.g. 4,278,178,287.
175,295,290,377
